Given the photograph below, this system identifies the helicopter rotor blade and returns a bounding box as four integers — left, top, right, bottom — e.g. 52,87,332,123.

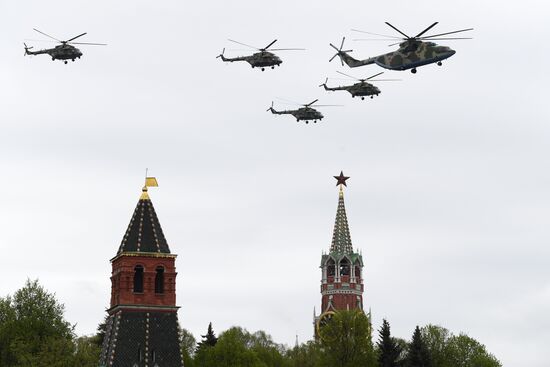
263,39,277,50
305,99,319,107
69,42,107,46
414,22,439,38
339,37,345,50
419,28,474,39
388,41,402,47
65,32,87,43
268,48,306,51
312,104,344,107
366,72,385,80
351,29,403,39
227,39,259,50
384,22,410,39
33,28,61,42
368,79,401,82
24,39,57,43
420,37,473,40
329,54,338,62
329,43,340,51
336,70,359,80
353,38,405,41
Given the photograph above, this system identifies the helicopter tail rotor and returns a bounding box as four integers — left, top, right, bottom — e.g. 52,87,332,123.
329,37,353,66
23,43,33,56
216,48,228,61
319,78,328,88
266,101,274,112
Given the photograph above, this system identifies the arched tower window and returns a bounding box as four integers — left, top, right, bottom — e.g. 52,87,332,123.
340,258,350,276
155,266,164,294
327,258,336,277
354,262,361,278
133,265,144,293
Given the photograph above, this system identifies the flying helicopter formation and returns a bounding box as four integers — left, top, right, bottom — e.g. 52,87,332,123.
217,22,472,124
24,28,106,64
22,22,472,124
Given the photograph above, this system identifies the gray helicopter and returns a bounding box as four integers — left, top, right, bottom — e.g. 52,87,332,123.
330,22,472,73
24,28,106,64
267,99,342,124
320,71,400,100
217,39,304,71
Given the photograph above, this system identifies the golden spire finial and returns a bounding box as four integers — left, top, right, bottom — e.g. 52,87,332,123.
140,168,158,200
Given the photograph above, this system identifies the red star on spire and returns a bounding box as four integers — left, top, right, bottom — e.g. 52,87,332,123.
334,171,350,187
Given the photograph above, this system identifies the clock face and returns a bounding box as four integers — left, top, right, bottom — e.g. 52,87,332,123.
316,311,336,342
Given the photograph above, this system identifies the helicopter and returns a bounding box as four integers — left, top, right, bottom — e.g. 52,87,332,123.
217,39,304,71
319,71,400,100
267,99,341,124
329,22,473,73
24,28,106,64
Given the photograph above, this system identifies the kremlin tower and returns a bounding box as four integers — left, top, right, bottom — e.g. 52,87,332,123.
99,178,184,367
314,172,365,336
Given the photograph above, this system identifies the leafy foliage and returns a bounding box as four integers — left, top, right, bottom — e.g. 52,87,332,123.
0,279,100,367
319,309,376,367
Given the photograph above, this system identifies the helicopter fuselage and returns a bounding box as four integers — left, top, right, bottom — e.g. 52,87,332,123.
339,41,456,71
374,41,455,70
219,51,282,70
26,44,83,61
323,82,380,99
269,106,323,123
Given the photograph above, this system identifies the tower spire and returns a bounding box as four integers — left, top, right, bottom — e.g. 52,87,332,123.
330,171,353,254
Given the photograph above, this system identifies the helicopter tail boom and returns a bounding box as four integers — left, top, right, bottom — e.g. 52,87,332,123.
339,52,376,68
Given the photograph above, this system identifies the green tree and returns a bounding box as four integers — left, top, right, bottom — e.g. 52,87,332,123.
180,327,196,367
444,334,501,367
377,319,402,367
420,324,449,367
406,326,431,367
196,322,218,352
318,310,374,367
285,340,322,367
195,326,265,367
0,279,75,367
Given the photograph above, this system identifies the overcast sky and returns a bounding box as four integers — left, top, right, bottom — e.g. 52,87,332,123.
1,0,549,366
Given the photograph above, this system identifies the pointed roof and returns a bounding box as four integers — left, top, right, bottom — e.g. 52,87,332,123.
117,186,171,255
329,188,354,254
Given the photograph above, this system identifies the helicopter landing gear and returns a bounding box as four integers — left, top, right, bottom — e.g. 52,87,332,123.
437,61,442,66
52,58,55,61
370,95,374,99
305,121,309,124
64,60,68,64
72,59,75,62
411,68,417,74
361,97,365,100
261,67,265,71
271,66,275,69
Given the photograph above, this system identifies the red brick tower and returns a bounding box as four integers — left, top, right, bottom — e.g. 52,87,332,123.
314,172,364,336
99,179,183,367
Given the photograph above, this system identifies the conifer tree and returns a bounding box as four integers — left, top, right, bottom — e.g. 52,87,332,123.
377,319,402,367
406,326,431,367
196,322,218,352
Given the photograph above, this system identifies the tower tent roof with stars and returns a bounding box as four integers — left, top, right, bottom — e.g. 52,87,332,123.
116,177,171,255
329,171,354,255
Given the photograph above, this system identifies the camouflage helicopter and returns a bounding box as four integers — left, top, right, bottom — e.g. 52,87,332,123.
217,39,304,71
24,28,106,64
330,22,473,73
267,99,340,124
319,71,400,100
